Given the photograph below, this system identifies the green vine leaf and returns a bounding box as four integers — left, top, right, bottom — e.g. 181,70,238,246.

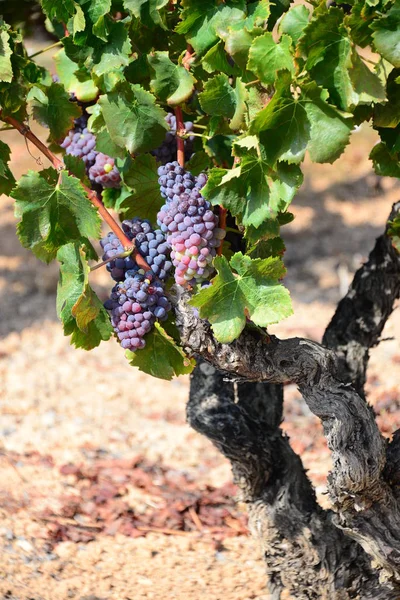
99,83,168,154
370,140,400,177
123,0,169,30
231,77,248,131
223,27,261,70
148,51,196,105
244,0,270,29
298,5,384,111
203,156,303,228
57,243,113,350
0,140,15,195
371,1,400,68
27,83,81,141
81,0,112,40
247,33,295,86
40,0,75,23
185,151,213,175
373,70,400,128
126,322,195,380
202,41,239,74
64,154,91,187
176,0,247,57
0,24,13,83
72,4,86,36
121,154,163,223
90,21,132,77
247,236,286,260
349,50,386,105
62,35,92,64
190,252,293,343
250,73,353,165
388,215,400,253
199,74,237,118
245,211,294,246
11,168,101,263
54,49,98,103
345,0,376,48
279,5,310,45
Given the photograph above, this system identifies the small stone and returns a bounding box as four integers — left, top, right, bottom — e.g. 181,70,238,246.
16,538,34,553
55,541,78,559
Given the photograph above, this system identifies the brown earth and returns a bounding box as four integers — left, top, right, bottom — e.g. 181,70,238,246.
0,41,400,600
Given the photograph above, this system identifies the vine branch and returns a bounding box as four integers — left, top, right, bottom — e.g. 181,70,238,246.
175,202,400,580
1,111,150,271
28,41,62,59
188,360,393,598
323,201,400,397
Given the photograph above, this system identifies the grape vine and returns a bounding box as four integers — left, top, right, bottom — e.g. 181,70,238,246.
0,0,398,378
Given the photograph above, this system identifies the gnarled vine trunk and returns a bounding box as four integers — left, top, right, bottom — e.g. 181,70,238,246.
179,202,400,599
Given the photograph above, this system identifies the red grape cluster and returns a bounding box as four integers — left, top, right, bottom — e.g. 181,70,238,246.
88,153,121,188
60,114,121,189
60,127,98,169
104,269,171,350
157,162,225,287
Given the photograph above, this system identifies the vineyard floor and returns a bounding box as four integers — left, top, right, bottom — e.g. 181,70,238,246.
1,45,400,600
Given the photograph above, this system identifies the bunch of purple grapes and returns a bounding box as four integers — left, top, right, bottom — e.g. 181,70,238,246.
100,218,172,282
104,269,171,350
60,113,121,189
88,153,121,188
151,113,195,165
156,162,225,287
60,122,98,170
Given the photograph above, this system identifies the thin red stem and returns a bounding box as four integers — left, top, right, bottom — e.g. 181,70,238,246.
175,106,185,168
182,44,195,70
174,45,194,169
1,112,149,271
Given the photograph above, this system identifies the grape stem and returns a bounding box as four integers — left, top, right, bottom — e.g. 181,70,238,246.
175,106,185,168
28,41,63,59
188,132,210,140
245,79,260,87
0,111,150,271
175,44,195,168
182,44,195,70
90,248,133,272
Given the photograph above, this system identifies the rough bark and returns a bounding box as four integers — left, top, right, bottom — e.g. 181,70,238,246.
181,202,400,596
189,360,394,599
323,201,400,398
236,380,283,429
